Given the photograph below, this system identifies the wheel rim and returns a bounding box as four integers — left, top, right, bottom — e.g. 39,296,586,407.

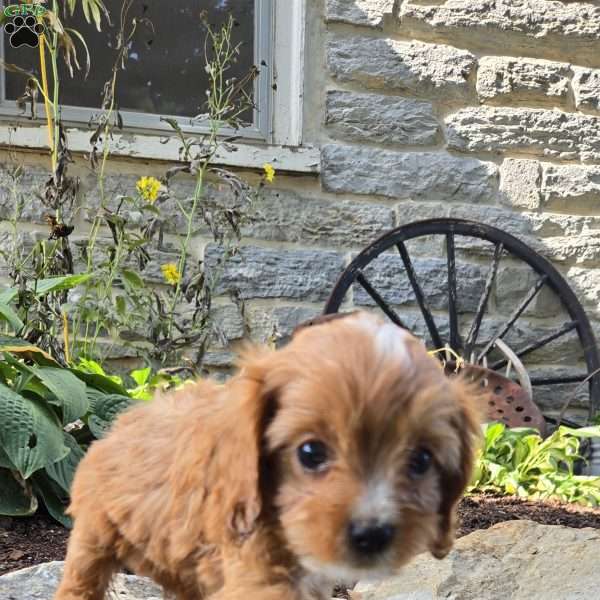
323,218,600,421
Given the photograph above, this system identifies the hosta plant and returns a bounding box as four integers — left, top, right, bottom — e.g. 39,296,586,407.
469,422,600,507
0,338,133,526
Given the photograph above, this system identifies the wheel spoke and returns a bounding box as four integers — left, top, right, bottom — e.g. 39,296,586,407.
478,274,548,362
355,271,408,329
489,321,578,370
446,232,459,351
396,242,443,349
531,373,589,386
464,242,503,358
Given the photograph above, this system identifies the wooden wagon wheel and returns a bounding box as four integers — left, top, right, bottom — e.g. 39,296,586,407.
323,219,600,424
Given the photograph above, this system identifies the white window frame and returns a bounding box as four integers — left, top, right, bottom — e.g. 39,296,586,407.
0,0,319,173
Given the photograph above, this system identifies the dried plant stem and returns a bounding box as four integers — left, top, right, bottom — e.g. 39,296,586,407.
50,0,60,183
38,31,55,169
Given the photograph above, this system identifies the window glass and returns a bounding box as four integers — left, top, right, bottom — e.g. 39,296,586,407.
4,0,255,119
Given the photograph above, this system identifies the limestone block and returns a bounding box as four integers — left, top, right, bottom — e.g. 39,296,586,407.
210,304,247,346
566,266,600,319
541,164,600,209
245,305,322,345
321,144,498,202
525,212,600,238
446,107,600,162
538,233,600,265
354,520,600,600
352,254,486,313
573,66,600,113
0,166,74,224
325,90,442,146
204,245,346,302
400,0,600,46
326,0,396,28
0,562,162,600
328,36,475,101
247,187,395,248
499,158,542,210
477,56,570,106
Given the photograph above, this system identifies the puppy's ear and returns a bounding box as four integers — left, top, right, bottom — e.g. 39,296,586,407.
216,348,276,540
430,378,482,559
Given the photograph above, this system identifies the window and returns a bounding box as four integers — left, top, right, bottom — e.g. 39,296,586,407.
0,0,313,170
2,0,277,139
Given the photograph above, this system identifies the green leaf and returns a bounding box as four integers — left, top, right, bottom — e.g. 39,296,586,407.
0,383,68,479
0,469,38,517
0,336,32,348
121,269,145,289
0,302,24,332
115,295,127,317
27,367,89,425
75,358,106,376
71,369,128,396
0,341,58,367
45,432,84,494
88,415,111,439
0,360,17,386
562,426,600,439
87,393,133,439
0,274,91,305
89,0,101,31
130,367,151,387
31,471,72,528
81,0,91,25
472,422,600,507
0,445,15,470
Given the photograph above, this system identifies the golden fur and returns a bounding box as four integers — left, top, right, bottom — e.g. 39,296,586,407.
54,312,481,600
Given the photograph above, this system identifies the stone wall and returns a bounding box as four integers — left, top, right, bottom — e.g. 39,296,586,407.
2,0,600,421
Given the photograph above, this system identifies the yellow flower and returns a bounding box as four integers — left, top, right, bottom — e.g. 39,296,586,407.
263,163,275,183
136,176,162,203
161,263,181,286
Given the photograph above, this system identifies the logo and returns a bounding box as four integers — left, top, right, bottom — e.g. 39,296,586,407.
2,3,47,48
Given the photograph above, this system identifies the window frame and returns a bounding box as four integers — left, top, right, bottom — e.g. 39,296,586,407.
0,0,310,158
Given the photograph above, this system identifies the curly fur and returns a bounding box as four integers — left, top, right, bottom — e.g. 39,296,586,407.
54,312,481,600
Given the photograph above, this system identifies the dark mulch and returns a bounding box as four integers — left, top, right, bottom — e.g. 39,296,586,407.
457,494,600,536
1,494,599,583
0,511,69,577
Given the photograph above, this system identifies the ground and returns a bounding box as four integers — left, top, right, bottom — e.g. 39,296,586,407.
1,494,600,580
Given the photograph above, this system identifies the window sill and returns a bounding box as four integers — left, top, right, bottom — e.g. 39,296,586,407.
0,122,321,175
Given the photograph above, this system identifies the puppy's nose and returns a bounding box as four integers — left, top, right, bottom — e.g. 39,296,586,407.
348,521,395,556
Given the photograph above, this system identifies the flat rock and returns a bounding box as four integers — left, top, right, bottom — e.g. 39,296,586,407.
327,36,475,101
0,561,163,599
326,0,396,28
476,57,570,106
446,106,600,162
321,144,498,202
353,520,600,600
399,0,600,65
325,90,442,147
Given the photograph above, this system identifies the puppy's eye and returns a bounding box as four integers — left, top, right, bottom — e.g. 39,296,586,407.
297,440,329,471
408,447,433,478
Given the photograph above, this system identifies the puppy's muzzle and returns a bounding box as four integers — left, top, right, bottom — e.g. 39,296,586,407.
348,520,396,556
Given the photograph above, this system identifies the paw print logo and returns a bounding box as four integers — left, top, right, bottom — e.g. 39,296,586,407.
4,15,44,48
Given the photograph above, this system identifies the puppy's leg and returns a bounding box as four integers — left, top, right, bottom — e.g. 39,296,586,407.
54,515,119,600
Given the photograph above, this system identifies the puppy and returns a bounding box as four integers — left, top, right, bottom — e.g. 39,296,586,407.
54,312,481,600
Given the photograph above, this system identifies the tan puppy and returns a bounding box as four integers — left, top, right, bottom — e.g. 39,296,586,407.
54,312,481,600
